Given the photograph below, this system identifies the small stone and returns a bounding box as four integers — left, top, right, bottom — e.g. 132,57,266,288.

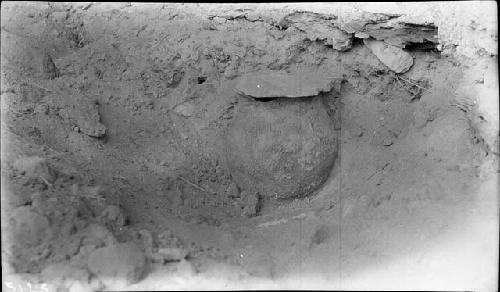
35,104,49,115
173,102,195,117
166,70,184,88
201,20,217,31
42,53,60,79
99,205,127,229
9,206,51,248
13,156,56,184
225,181,239,198
83,223,116,247
363,39,413,73
87,242,147,287
383,137,394,146
327,28,353,51
241,191,261,218
223,62,239,80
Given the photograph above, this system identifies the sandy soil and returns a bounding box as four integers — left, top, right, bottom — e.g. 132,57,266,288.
1,2,498,291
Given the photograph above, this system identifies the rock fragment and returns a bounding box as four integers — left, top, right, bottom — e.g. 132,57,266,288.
241,191,261,217
99,205,127,230
57,96,107,138
363,22,438,48
235,69,338,99
166,69,184,88
42,53,60,80
363,39,413,73
87,242,147,287
383,137,394,146
225,181,239,198
173,101,196,117
354,32,370,38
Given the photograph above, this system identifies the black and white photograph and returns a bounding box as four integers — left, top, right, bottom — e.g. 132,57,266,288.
1,2,498,291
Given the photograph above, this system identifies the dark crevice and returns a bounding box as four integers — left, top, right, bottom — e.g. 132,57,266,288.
351,37,366,47
405,40,439,52
253,97,277,102
404,22,437,29
197,76,207,84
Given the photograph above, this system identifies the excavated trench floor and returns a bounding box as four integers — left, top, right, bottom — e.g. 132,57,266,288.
1,2,498,291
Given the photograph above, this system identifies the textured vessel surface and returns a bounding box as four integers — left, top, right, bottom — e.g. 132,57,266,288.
226,96,338,199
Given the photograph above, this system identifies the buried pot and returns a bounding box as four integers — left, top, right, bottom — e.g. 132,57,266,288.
226,69,340,200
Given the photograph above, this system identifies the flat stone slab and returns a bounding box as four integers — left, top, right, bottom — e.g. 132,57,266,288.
44,93,107,138
235,70,337,99
364,39,414,73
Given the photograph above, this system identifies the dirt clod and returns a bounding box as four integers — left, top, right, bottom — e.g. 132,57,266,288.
82,223,116,247
99,205,127,230
40,262,90,289
9,206,51,248
241,191,262,217
87,242,147,287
